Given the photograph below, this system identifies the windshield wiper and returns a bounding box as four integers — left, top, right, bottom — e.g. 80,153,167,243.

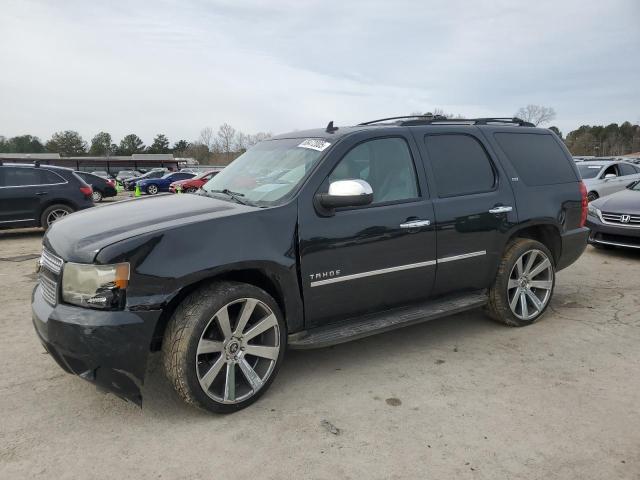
209,189,248,205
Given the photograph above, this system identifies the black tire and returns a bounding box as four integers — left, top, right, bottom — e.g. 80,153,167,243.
40,204,74,229
587,191,599,202
485,238,556,327
91,190,103,203
186,187,197,193
162,281,286,413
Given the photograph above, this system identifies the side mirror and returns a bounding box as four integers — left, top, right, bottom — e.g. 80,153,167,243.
604,173,617,180
315,179,373,215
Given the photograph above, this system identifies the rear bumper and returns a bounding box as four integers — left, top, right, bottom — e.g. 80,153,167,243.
556,227,589,270
586,217,640,249
31,283,162,405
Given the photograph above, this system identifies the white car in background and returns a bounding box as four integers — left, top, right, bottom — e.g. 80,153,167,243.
577,160,640,202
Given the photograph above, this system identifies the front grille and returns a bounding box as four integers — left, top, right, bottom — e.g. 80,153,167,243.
39,248,64,306
601,211,640,227
41,248,64,274
40,274,58,306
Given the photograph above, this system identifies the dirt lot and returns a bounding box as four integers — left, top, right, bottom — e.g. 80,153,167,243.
1,217,639,479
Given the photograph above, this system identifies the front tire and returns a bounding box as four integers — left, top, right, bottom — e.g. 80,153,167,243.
485,238,555,327
40,204,74,229
162,281,286,413
146,184,159,195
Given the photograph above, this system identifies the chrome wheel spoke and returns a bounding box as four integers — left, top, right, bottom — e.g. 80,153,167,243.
216,306,233,340
239,358,263,391
244,344,279,361
523,251,538,275
224,363,236,402
508,278,520,289
525,288,543,311
197,339,223,355
234,298,257,336
515,257,524,277
528,258,551,278
509,288,521,311
199,355,225,390
529,280,552,290
519,291,529,318
244,314,277,341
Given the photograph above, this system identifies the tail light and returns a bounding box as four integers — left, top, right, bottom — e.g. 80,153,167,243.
80,185,93,198
107,179,115,186
579,181,588,227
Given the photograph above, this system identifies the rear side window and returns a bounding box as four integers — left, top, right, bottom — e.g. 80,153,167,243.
494,133,577,185
424,134,496,197
619,163,639,176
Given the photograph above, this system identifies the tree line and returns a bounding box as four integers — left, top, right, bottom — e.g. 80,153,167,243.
0,123,271,165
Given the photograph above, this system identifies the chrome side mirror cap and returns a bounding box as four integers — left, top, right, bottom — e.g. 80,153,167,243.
315,179,374,215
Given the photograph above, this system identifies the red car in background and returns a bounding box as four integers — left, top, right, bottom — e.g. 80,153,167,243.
169,169,221,193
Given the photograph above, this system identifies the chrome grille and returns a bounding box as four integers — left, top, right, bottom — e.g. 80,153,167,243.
601,212,640,227
41,248,64,274
40,274,58,306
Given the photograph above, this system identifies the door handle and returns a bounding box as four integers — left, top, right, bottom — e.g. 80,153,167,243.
489,206,513,214
400,219,431,229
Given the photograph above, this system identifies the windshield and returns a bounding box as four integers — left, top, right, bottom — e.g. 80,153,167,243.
202,138,330,205
577,164,603,179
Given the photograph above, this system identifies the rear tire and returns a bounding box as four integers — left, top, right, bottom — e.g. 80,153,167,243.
186,187,197,193
40,204,74,230
162,281,286,413
91,190,103,202
485,238,555,327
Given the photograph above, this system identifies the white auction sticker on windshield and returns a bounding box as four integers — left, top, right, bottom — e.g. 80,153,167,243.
297,139,331,152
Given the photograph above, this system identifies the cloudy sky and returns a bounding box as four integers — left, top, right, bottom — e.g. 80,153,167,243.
1,0,638,145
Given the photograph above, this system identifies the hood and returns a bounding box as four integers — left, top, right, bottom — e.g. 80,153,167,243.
592,188,640,214
171,178,195,186
44,194,257,263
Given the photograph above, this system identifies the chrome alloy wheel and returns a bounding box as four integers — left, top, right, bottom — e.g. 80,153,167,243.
196,298,280,404
46,208,70,227
507,249,554,321
147,184,158,195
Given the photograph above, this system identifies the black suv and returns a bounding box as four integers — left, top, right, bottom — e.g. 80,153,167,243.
0,162,94,230
31,117,589,413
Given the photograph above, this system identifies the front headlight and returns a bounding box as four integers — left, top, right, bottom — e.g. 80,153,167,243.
62,262,130,309
587,204,601,218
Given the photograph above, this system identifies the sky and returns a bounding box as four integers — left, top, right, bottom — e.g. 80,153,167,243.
1,0,639,146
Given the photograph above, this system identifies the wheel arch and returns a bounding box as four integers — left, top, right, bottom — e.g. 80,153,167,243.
150,266,295,351
37,199,78,226
506,222,562,265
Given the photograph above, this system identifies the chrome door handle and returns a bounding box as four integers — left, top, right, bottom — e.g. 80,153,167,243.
489,206,513,214
400,219,431,228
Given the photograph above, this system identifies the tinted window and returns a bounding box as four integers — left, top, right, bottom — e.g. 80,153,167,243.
619,163,638,176
0,167,63,187
494,133,577,185
424,134,495,197
329,137,419,204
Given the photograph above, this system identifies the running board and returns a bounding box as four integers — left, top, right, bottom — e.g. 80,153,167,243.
288,290,488,349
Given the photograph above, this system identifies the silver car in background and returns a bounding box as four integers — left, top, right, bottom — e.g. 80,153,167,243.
577,160,640,202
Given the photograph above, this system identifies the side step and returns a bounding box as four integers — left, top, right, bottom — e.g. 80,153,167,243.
288,290,488,349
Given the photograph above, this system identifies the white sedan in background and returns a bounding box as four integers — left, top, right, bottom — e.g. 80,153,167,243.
577,160,640,202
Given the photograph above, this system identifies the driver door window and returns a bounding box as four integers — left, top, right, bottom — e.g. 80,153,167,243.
328,137,419,204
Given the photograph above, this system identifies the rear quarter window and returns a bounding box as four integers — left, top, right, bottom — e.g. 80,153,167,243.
494,133,577,186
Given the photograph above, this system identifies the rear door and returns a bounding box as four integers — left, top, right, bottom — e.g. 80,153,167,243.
411,127,517,295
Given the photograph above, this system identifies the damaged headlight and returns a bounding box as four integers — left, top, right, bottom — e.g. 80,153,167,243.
62,262,130,309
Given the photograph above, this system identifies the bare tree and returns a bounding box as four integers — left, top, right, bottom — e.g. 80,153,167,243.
198,127,215,152
515,105,556,126
217,123,237,161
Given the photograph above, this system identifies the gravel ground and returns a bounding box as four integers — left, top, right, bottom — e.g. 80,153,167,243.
1,218,639,479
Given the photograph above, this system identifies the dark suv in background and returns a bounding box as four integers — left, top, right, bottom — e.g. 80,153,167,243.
0,162,93,229
32,116,588,413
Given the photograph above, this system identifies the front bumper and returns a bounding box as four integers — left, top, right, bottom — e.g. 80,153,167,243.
31,283,162,405
586,216,640,249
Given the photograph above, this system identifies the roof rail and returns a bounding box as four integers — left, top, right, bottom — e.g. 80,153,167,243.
359,116,535,127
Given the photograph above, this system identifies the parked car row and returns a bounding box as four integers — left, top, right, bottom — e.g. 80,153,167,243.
576,160,640,201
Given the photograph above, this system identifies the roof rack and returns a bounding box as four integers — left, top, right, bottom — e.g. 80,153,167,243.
359,115,534,127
